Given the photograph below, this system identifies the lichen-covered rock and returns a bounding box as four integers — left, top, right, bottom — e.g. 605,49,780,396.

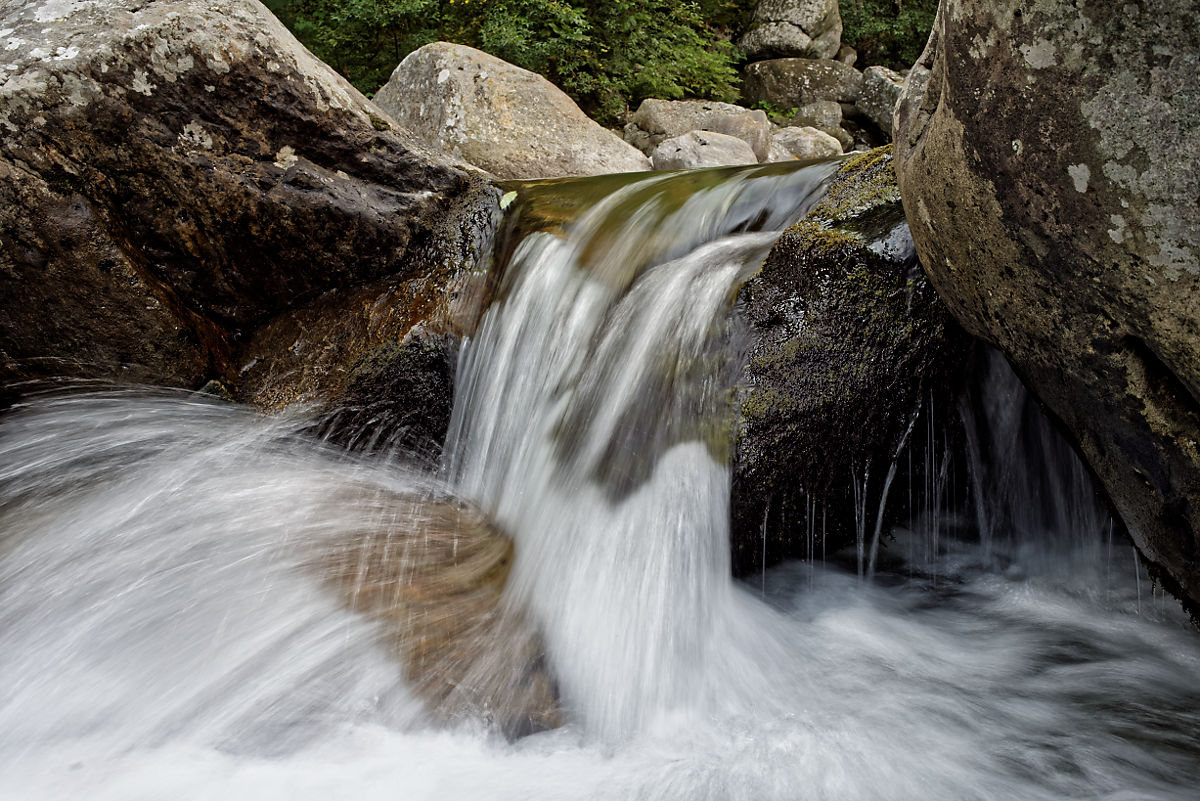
650,131,759,170
770,126,843,160
623,98,756,155
732,147,966,574
739,0,843,61
741,58,864,108
894,1,1200,612
373,42,650,180
857,66,905,136
0,0,493,396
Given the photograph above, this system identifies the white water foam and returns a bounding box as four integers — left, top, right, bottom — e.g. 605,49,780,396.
2,164,1199,799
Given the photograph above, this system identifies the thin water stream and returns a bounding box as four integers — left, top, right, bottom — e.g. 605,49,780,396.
2,162,1199,799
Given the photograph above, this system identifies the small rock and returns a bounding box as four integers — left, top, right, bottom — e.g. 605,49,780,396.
771,126,843,160
837,44,858,66
712,110,773,161
624,98,754,154
650,130,760,169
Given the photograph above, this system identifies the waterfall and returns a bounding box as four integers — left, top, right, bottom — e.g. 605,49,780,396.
1,163,1198,800
442,164,835,738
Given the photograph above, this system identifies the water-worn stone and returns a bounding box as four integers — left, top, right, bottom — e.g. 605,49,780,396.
894,1,1200,613
322,490,561,737
732,147,967,574
650,131,759,170
771,127,843,160
739,0,843,61
712,111,773,161
742,58,864,108
623,98,755,155
373,42,650,180
0,0,494,399
857,66,905,137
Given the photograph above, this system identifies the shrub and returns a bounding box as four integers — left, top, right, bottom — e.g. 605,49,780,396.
840,0,937,71
264,0,742,125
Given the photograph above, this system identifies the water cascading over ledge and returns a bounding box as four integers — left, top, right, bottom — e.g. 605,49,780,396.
1,155,1199,800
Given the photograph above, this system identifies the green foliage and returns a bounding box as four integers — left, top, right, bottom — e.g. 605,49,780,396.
748,100,798,124
840,0,937,71
264,0,742,125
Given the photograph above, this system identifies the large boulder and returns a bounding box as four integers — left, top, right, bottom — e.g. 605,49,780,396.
650,131,759,170
739,0,843,61
373,42,650,180
741,58,864,108
894,1,1200,611
732,147,967,574
857,66,905,136
0,0,495,402
624,98,757,154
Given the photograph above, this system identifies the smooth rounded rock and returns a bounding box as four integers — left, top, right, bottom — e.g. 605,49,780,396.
373,42,650,180
624,98,754,154
770,126,844,160
650,131,760,170
712,111,774,161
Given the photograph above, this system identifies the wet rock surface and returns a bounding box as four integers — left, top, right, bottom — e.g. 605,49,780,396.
321,490,562,738
732,147,967,574
894,0,1200,612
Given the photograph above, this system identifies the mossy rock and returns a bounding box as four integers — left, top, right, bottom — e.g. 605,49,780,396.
731,146,969,574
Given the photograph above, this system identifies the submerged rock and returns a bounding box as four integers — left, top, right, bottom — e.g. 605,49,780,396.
739,0,843,61
373,42,650,180
732,147,967,573
894,1,1200,612
321,490,561,737
0,0,494,400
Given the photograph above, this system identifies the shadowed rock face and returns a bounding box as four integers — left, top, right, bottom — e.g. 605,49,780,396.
894,1,1200,611
0,0,495,398
732,148,967,574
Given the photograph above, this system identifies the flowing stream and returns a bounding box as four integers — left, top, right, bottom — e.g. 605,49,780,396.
2,162,1199,800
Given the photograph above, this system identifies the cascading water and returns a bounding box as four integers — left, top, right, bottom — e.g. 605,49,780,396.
2,162,1199,800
